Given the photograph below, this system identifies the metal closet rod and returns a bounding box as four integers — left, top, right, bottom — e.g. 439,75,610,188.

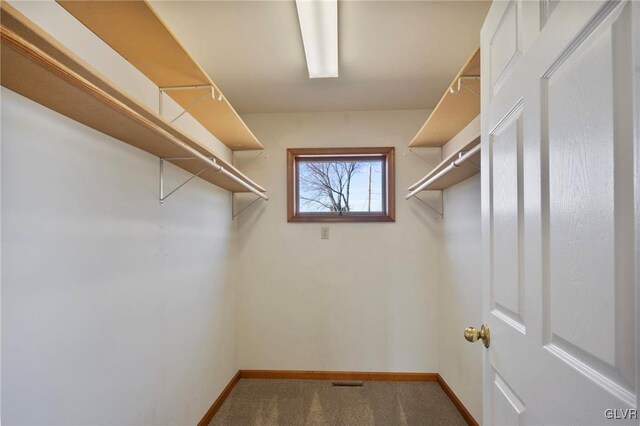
151,118,268,200
164,147,268,200
405,144,480,200
407,143,480,191
211,159,269,200
217,162,269,200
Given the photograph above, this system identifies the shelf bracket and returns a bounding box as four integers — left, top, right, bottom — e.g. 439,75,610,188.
240,150,268,169
232,194,264,219
158,85,221,123
449,75,480,97
405,148,434,165
411,194,444,218
229,152,267,219
159,156,218,205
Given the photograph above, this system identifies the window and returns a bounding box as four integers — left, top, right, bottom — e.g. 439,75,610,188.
287,147,395,222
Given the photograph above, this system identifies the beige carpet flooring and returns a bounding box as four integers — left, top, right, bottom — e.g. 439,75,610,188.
210,379,467,426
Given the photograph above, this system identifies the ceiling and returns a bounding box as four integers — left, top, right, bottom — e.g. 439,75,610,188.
150,1,490,114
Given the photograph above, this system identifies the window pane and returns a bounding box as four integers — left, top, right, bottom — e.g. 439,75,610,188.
297,158,384,214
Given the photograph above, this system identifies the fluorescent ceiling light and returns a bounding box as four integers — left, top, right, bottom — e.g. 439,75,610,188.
295,0,338,78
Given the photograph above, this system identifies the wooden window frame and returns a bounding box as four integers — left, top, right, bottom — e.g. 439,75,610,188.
287,147,395,223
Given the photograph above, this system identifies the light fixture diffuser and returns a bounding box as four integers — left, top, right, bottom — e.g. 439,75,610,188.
295,0,338,78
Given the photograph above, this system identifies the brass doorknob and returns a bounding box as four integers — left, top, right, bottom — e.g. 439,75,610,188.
464,323,490,348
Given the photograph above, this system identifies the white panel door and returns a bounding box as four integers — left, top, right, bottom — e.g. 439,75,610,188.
479,1,639,424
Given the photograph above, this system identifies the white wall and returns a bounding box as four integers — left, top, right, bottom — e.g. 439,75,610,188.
1,2,239,424
233,110,443,372
438,175,483,421
1,88,238,425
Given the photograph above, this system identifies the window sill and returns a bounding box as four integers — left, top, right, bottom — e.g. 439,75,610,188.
287,214,395,223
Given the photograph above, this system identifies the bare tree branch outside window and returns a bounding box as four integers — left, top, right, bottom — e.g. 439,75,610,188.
298,159,383,214
287,148,395,222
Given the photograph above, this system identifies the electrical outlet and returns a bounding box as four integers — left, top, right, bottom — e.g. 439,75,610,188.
321,226,330,240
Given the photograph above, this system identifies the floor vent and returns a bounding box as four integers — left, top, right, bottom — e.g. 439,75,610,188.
331,381,364,387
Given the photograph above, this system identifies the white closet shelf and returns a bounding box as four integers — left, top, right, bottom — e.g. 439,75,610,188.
57,0,263,151
0,3,267,199
409,48,480,148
